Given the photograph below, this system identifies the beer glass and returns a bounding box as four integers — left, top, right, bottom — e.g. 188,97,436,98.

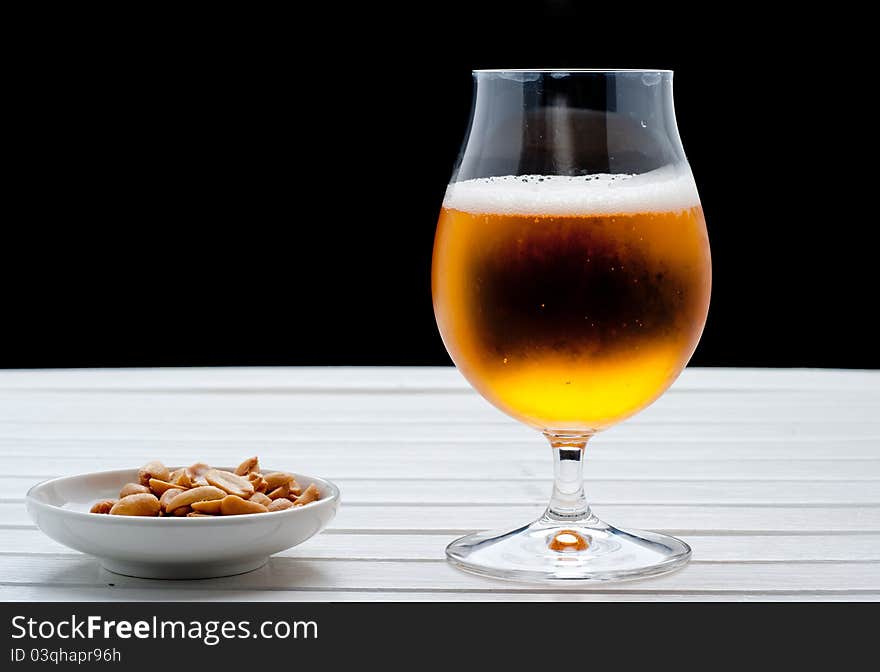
433,70,711,581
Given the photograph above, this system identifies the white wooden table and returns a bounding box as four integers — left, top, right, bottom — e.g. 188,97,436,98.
0,367,878,601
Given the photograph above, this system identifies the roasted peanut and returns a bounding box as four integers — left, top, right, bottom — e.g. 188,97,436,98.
90,499,116,514
248,472,268,493
110,493,161,516
170,469,194,488
293,483,320,507
148,478,182,495
119,482,150,498
235,456,260,476
138,460,170,487
220,495,268,515
267,498,294,512
249,492,273,507
205,469,254,498
90,456,316,518
187,462,211,486
164,485,226,513
263,472,294,492
191,499,223,514
159,488,184,512
168,467,192,490
268,483,290,500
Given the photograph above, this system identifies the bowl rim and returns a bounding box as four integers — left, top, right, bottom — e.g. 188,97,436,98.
26,466,340,526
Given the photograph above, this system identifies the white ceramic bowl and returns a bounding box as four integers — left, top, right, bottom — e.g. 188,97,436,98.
26,467,339,579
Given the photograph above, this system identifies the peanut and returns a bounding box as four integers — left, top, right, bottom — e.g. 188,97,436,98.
263,472,294,492
149,478,183,495
165,485,227,513
249,492,273,507
205,469,254,498
220,495,268,515
90,456,319,518
267,498,294,512
248,472,268,493
293,483,320,507
119,483,150,498
268,483,290,500
138,460,170,487
235,456,260,476
171,469,194,489
187,462,211,486
110,493,161,516
90,499,116,514
159,488,183,512
191,499,223,514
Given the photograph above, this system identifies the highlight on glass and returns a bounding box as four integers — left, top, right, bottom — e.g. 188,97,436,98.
432,69,711,582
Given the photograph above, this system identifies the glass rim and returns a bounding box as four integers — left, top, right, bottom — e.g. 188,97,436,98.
473,68,673,74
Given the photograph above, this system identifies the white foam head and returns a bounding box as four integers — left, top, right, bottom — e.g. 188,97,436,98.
443,166,700,216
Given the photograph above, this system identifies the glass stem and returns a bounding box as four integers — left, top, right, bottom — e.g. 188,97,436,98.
543,431,593,522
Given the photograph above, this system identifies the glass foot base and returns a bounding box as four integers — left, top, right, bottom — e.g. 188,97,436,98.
446,514,691,583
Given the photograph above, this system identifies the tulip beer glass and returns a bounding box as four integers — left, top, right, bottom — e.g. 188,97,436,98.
432,70,711,581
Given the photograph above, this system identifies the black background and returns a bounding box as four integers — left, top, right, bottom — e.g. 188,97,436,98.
5,3,875,369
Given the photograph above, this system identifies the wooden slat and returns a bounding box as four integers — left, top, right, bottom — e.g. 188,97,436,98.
0,421,874,442
3,436,879,459
3,586,877,602
0,555,877,593
3,455,878,481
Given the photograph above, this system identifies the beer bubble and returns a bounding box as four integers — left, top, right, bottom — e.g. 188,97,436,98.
446,168,699,216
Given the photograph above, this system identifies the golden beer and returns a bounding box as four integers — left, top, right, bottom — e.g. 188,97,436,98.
433,173,711,432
